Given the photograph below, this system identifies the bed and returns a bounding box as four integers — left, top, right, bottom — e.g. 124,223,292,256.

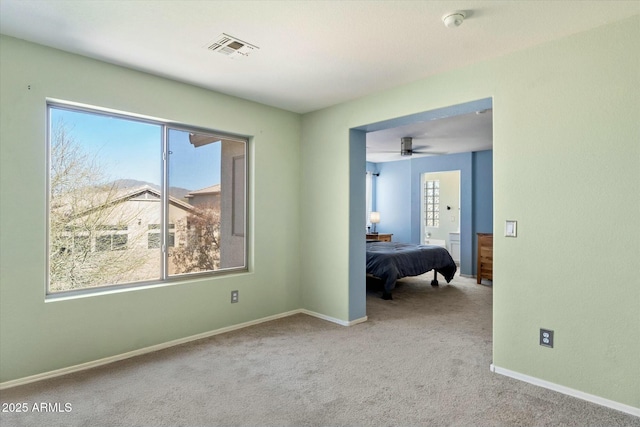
366,240,457,299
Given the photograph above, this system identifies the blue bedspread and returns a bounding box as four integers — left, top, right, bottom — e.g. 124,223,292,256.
366,241,457,293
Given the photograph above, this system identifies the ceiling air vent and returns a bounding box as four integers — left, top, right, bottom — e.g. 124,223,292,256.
207,33,259,58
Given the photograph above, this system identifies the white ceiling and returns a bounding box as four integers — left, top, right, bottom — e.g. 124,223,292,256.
1,1,638,161
366,109,493,163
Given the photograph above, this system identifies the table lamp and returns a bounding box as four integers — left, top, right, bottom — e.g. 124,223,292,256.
370,211,380,234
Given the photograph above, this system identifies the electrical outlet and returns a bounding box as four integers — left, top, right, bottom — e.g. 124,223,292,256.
540,329,554,348
231,290,239,303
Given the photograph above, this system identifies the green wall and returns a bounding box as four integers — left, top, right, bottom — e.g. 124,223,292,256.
301,16,639,408
2,15,639,412
0,36,302,382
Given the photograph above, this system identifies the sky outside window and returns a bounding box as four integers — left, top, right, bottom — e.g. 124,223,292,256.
50,108,221,191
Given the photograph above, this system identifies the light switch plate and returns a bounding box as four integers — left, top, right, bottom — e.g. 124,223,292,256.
505,220,517,237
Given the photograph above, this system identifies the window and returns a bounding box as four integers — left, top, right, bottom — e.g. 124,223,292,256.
148,224,174,249
365,171,373,229
48,102,247,294
96,226,128,251
424,179,440,228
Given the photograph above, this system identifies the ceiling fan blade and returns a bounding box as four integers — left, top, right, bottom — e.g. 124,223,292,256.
409,143,447,155
411,150,448,155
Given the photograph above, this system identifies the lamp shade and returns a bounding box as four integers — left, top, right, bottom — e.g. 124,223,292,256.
369,211,380,224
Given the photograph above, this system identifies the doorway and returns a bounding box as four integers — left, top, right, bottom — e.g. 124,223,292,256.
421,170,461,264
349,97,493,321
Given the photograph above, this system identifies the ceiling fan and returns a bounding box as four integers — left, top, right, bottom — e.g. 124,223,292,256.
398,137,447,156
366,137,448,159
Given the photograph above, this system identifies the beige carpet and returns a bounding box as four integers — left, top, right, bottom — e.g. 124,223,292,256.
1,273,638,427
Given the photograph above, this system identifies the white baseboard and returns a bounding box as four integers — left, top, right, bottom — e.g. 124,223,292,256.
0,309,365,390
300,309,368,326
490,364,640,418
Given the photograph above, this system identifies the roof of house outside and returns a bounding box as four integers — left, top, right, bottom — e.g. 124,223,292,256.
185,184,221,198
124,185,195,211
57,185,195,219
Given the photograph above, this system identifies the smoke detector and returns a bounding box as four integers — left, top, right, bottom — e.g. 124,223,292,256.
442,11,466,28
208,33,259,58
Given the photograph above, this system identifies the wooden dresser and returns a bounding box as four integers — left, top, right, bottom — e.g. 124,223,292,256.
477,233,493,284
366,233,393,242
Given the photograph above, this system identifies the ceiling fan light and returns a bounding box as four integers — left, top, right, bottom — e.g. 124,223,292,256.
401,137,413,156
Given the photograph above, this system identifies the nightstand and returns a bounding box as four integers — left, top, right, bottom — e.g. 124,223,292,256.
366,233,393,242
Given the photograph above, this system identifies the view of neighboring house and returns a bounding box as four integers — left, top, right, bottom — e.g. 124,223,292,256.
184,184,221,210
51,185,224,291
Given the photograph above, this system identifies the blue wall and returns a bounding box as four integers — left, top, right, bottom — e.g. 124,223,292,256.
365,161,378,173
374,160,412,242
373,150,492,276
472,150,494,273
349,130,368,320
